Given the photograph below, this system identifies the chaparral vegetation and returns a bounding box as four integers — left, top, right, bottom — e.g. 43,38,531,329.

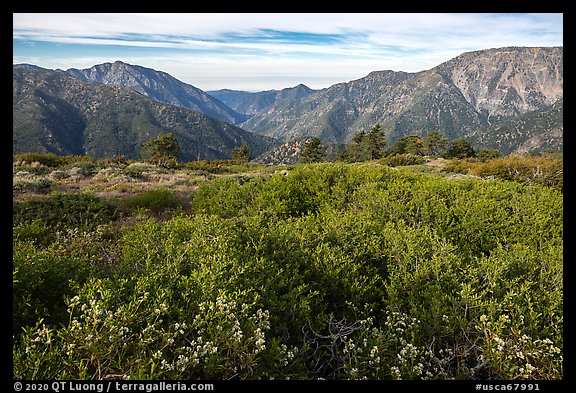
12,151,562,380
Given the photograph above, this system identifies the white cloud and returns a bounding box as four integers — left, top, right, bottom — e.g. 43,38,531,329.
13,13,563,45
13,13,563,91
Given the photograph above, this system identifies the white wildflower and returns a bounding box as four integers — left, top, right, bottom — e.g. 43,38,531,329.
391,366,402,380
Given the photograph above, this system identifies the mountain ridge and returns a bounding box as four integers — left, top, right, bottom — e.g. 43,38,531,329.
13,46,563,159
64,61,250,125
240,46,562,154
207,84,316,116
13,66,275,161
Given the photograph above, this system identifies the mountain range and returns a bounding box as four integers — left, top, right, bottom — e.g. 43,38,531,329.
65,61,250,125
13,46,563,161
207,84,315,116
240,46,563,154
13,65,274,161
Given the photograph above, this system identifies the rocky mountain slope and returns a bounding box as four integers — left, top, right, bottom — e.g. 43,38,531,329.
13,66,274,161
207,84,315,116
466,98,563,155
435,47,563,120
65,61,249,124
13,46,562,160
240,46,563,153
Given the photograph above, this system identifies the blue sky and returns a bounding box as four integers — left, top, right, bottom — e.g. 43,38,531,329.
13,13,563,92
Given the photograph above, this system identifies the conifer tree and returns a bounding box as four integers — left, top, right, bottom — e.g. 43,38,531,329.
347,131,367,162
140,132,180,168
300,137,324,163
232,144,251,163
424,131,448,157
403,135,426,156
345,124,387,162
364,124,387,160
443,137,475,159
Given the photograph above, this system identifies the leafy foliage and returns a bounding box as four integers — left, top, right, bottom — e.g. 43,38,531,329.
120,187,183,214
13,161,562,380
141,133,180,168
442,154,563,190
13,153,93,168
13,193,118,244
443,137,476,159
231,144,251,163
380,153,426,167
424,131,448,156
386,134,426,156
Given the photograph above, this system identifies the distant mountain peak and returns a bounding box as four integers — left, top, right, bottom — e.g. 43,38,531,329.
13,66,275,160
65,61,248,124
207,84,317,116
293,83,311,89
240,46,562,155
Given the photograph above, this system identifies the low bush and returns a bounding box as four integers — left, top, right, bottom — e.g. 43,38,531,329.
13,153,93,168
120,187,183,214
442,154,563,190
381,153,426,167
13,162,563,380
13,175,54,194
13,192,119,245
13,240,103,333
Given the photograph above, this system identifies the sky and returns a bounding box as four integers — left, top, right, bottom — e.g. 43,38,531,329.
13,13,563,92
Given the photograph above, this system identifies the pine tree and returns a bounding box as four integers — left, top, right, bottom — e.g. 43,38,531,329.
364,124,387,160
347,131,367,162
424,131,448,157
443,137,475,159
403,135,426,156
345,125,387,162
232,144,251,163
140,133,180,168
385,134,425,156
300,137,324,163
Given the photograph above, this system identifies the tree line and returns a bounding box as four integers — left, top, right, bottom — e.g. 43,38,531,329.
138,125,502,167
300,124,502,164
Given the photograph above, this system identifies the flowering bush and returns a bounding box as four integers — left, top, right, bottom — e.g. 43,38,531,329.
13,162,562,380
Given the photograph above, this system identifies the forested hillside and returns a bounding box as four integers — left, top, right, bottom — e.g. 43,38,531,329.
13,67,275,161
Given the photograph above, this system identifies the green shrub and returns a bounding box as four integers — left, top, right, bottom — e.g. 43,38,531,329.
13,241,101,333
13,175,54,194
189,177,259,218
120,188,182,214
13,153,93,168
59,160,103,177
184,159,240,174
13,193,118,245
475,149,502,161
13,162,563,380
442,155,563,190
381,153,426,167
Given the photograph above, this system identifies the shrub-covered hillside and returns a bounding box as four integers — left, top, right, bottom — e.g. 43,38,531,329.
13,156,563,380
